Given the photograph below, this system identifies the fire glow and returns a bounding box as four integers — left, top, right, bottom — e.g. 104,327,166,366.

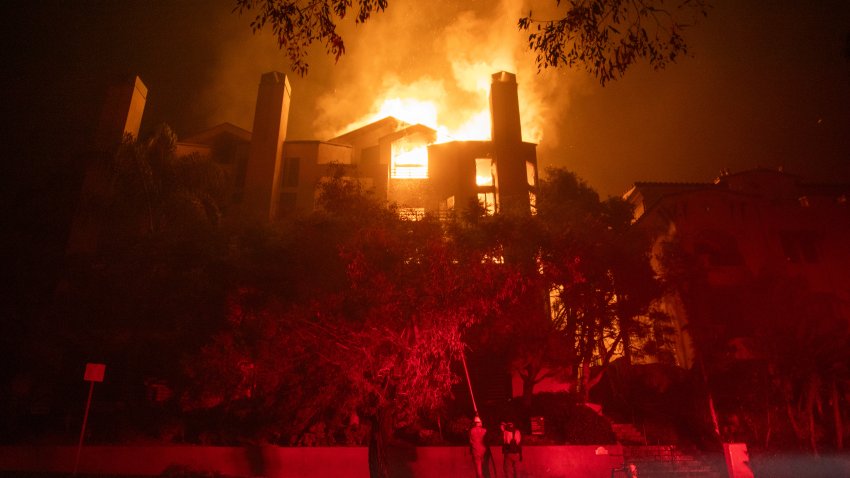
372,95,492,143
379,94,489,179
391,138,428,179
341,67,543,180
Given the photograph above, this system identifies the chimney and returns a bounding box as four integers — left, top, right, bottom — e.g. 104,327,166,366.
489,71,522,145
68,76,148,255
92,76,148,151
489,72,529,214
244,72,291,222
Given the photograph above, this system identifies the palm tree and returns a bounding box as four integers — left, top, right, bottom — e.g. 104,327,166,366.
77,123,230,252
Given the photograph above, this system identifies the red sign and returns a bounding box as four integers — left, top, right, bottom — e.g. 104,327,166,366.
84,363,106,382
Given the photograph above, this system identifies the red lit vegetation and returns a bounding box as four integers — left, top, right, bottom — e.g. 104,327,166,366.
11,130,849,471
660,244,850,455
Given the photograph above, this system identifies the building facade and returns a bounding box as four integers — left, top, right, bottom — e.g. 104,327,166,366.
82,70,539,228
624,168,850,368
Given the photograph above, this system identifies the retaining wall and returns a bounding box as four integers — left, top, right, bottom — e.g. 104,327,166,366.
0,444,625,478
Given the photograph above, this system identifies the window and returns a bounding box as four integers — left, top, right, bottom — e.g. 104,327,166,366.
526,161,536,186
391,139,428,179
445,196,455,210
438,196,456,221
283,157,300,187
478,192,496,216
476,158,494,186
529,191,537,215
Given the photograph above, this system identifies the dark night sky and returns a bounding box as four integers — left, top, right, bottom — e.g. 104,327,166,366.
2,0,849,217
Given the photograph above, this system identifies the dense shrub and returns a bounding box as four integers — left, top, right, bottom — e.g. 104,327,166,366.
527,393,616,444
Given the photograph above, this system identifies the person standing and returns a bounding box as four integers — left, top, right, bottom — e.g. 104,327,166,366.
501,421,522,478
469,415,488,478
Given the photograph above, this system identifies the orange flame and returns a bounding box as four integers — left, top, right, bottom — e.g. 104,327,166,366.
339,67,543,181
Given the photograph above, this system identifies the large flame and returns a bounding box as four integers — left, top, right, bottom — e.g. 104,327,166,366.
391,136,429,179
354,89,494,143
375,98,439,131
314,0,549,176
375,97,492,144
351,79,494,179
360,73,540,180
327,0,547,181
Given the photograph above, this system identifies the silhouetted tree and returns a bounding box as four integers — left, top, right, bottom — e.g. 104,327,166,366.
660,241,850,454
81,124,230,247
457,168,667,405
234,0,709,84
234,0,388,76
8,125,237,443
535,168,666,401
518,0,710,84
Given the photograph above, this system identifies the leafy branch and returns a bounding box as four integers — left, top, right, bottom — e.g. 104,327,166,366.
234,0,388,76
518,0,710,85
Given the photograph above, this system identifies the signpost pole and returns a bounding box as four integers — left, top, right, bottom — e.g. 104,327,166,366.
73,380,95,476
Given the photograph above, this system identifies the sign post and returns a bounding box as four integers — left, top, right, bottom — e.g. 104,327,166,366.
73,363,105,476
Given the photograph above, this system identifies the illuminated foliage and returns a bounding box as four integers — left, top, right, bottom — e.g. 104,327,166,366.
183,174,517,475
519,0,710,84
234,0,388,76
236,0,709,83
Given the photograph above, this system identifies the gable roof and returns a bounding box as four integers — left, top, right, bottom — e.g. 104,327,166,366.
180,122,252,145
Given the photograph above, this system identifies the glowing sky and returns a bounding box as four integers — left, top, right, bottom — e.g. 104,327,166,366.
4,0,850,198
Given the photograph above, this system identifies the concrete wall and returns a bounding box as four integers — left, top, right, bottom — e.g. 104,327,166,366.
0,445,369,478
405,445,625,478
0,445,625,478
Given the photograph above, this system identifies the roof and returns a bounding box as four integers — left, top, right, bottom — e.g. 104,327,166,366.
327,117,402,145
626,168,850,223
180,122,252,145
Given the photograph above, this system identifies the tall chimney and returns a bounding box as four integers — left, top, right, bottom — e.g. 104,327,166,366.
489,71,522,145
68,76,148,255
244,72,291,222
489,72,529,214
92,76,148,151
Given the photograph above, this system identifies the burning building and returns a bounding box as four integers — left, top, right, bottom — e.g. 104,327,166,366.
72,69,538,238
64,69,541,407
242,70,539,221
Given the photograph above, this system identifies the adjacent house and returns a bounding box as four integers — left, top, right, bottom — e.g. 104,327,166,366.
624,168,850,367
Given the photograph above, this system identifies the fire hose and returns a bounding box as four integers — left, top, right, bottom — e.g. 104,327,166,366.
460,347,478,416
